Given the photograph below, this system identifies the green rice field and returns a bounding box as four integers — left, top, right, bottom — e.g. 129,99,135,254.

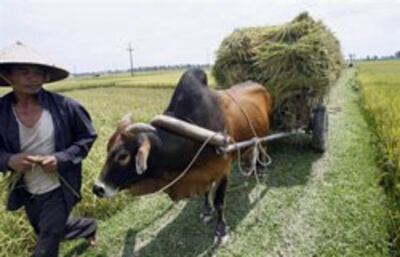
357,60,400,254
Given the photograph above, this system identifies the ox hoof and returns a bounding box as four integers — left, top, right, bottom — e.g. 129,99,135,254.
200,212,214,224
214,234,229,245
214,224,229,245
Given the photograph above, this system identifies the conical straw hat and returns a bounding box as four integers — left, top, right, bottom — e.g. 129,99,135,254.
0,41,69,86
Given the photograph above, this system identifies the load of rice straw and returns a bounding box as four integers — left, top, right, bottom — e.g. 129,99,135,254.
213,12,344,131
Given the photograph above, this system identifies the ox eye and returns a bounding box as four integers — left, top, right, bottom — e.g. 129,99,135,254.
115,151,130,165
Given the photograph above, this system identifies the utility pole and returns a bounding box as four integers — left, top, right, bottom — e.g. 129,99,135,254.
348,53,355,67
127,43,134,76
72,66,77,77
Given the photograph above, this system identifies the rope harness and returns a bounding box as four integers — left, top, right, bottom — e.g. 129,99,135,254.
224,91,272,179
146,91,273,197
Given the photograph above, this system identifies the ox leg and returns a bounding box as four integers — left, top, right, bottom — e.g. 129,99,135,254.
214,176,229,244
200,191,214,224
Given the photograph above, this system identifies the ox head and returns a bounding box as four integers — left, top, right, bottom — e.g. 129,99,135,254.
93,114,156,198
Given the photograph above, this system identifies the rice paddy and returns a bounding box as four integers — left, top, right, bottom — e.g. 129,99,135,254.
357,60,400,254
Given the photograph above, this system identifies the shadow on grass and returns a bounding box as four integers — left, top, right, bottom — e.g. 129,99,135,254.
120,134,322,257
63,242,91,257
121,229,137,257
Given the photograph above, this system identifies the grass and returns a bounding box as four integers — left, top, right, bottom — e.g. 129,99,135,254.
55,68,388,257
357,60,400,254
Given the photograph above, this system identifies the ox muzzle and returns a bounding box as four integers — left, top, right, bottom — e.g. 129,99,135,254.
92,181,118,198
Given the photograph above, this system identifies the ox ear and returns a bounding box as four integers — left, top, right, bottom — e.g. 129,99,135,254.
135,136,151,175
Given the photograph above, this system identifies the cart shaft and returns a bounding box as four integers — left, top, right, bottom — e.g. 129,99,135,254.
217,131,303,155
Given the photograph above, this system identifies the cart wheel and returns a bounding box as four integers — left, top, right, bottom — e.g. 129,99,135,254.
311,106,328,153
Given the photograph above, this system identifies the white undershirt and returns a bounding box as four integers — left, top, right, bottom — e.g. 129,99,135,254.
14,108,61,195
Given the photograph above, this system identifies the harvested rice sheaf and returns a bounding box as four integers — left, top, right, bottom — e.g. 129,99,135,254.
213,12,344,130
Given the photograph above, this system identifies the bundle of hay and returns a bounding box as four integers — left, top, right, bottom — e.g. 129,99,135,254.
213,12,344,130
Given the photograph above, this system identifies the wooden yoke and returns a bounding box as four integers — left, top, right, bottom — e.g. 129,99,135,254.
151,115,230,147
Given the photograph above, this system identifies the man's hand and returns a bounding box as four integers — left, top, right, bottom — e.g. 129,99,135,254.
8,154,35,173
38,155,58,173
9,154,58,174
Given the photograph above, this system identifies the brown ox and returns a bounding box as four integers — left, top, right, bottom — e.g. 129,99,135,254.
93,68,271,243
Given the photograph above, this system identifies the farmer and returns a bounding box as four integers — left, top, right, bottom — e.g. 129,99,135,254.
0,42,97,257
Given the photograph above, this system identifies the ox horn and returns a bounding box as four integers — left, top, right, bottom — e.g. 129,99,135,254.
120,113,133,125
117,113,133,133
125,123,157,135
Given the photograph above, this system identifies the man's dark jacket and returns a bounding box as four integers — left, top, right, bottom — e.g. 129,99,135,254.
0,89,97,211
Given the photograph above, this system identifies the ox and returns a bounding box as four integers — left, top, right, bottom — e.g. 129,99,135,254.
93,68,272,243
